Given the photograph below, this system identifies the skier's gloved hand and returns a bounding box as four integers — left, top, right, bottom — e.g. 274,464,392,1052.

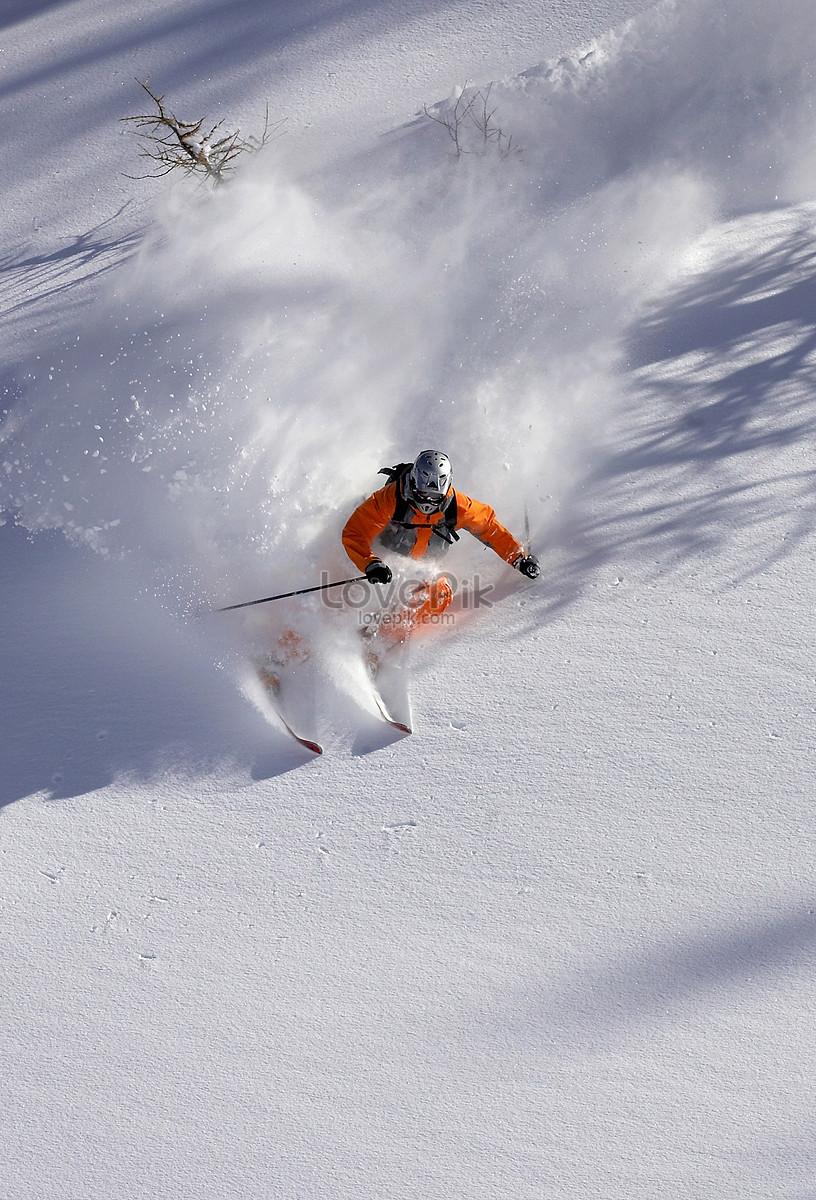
514,554,540,580
365,559,393,585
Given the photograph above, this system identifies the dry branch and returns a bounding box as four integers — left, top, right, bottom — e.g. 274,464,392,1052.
423,82,520,159
122,80,283,184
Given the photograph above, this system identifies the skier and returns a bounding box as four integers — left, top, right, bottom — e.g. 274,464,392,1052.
342,450,539,636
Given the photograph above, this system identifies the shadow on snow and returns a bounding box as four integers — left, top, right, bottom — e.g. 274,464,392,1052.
0,523,306,809
534,207,816,622
516,901,816,1045
0,207,143,361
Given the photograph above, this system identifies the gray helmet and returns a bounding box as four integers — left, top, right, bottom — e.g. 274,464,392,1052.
407,450,452,514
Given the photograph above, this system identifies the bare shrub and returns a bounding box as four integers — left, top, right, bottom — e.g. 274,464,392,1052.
122,80,283,185
423,82,520,159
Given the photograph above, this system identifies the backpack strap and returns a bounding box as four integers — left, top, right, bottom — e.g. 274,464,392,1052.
388,466,413,526
432,491,460,545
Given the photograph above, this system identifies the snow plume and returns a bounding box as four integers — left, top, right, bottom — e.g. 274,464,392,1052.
508,0,816,207
2,0,815,612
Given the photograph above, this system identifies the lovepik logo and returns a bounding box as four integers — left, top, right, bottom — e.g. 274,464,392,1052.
319,571,494,612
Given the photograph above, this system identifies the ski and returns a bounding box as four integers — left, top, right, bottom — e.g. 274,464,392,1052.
255,663,323,755
273,711,324,755
362,634,413,735
370,689,412,734
247,636,412,750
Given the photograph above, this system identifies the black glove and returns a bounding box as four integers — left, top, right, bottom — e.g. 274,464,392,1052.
514,554,540,580
365,560,392,585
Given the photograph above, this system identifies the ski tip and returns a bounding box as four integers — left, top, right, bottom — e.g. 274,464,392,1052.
274,711,323,754
371,692,412,735
295,735,323,755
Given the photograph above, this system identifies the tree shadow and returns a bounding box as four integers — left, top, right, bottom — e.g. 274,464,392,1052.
0,523,304,809
0,0,452,106
0,0,67,30
540,208,816,614
516,902,816,1045
0,206,143,352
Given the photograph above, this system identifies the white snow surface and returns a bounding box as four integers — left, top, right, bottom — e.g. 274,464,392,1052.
3,0,816,1196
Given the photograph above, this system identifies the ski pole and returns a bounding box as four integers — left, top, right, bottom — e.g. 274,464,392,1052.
206,575,367,614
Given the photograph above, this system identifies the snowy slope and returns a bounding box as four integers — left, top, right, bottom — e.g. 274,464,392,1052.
3,0,816,1197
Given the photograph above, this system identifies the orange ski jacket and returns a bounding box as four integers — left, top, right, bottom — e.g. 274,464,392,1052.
342,476,524,573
